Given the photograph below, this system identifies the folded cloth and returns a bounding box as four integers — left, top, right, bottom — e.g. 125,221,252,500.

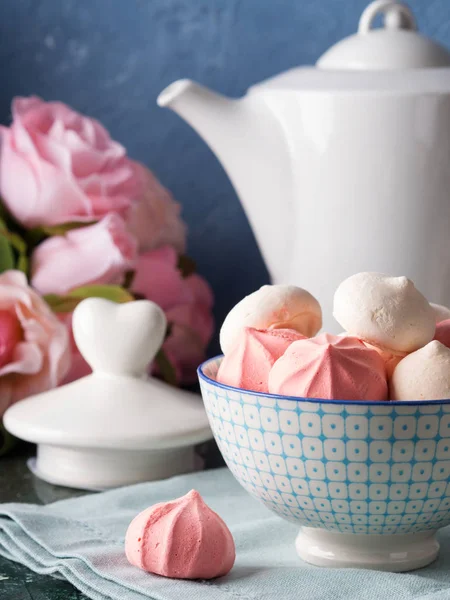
2,468,450,600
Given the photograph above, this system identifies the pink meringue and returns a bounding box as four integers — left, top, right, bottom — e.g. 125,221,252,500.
217,327,305,392
125,489,235,579
434,319,450,348
269,333,388,401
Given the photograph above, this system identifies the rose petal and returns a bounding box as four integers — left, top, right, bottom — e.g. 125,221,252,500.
31,214,137,295
12,96,44,120
162,324,206,384
63,351,91,384
0,129,41,225
0,270,71,417
132,247,192,310
166,303,214,346
1,127,92,227
33,127,73,174
127,162,186,254
185,274,214,309
0,271,34,312
0,341,43,376
1,96,142,227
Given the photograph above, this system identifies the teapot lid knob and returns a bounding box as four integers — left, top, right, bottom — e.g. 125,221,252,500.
317,0,450,70
358,1,416,35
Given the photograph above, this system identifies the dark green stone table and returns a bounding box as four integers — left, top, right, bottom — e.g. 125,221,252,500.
0,443,89,599
0,441,222,599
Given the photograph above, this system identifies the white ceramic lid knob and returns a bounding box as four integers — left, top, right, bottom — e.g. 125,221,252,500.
317,0,450,70
72,298,167,378
358,1,416,34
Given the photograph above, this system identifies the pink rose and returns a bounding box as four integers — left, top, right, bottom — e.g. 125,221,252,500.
30,213,137,295
133,246,214,383
0,96,142,227
127,162,186,254
0,270,70,418
163,275,214,383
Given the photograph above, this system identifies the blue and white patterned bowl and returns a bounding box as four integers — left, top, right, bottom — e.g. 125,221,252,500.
198,356,450,571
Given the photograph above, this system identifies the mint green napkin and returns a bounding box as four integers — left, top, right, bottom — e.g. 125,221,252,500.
2,468,450,600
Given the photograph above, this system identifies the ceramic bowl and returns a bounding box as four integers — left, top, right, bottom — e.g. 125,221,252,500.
198,357,450,572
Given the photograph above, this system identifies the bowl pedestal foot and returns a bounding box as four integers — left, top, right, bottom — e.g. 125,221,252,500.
295,527,439,572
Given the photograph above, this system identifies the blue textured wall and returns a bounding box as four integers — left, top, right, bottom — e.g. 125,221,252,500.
0,0,449,351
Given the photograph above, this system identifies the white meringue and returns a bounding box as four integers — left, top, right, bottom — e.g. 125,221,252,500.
220,284,321,355
390,340,450,401
333,272,435,353
431,302,450,324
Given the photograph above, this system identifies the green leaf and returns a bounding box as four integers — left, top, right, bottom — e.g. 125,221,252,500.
0,420,18,457
154,348,178,387
178,254,196,278
16,254,29,275
25,227,47,247
0,215,29,276
26,221,98,248
0,202,35,250
43,295,81,313
0,234,15,273
4,231,28,276
41,221,98,237
7,232,27,255
68,285,135,303
44,285,135,313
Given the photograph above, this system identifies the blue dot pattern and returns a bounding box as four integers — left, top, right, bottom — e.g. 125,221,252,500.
199,358,450,535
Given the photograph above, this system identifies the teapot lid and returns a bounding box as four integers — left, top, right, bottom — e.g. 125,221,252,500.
249,0,450,95
318,0,450,70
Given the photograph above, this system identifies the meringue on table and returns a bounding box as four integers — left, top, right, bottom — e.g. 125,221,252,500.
125,489,235,579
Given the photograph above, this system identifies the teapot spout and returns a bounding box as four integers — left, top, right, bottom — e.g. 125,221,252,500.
158,80,293,281
157,80,243,158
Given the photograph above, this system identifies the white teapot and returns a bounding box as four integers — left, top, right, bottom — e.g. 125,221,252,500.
158,0,450,330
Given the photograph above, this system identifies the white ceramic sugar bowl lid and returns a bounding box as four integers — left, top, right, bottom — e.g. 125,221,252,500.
318,0,450,70
3,298,212,491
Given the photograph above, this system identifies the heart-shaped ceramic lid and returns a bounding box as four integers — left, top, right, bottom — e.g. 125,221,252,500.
3,298,211,451
73,297,167,377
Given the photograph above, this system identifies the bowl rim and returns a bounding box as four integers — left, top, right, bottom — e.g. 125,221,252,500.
198,355,450,407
